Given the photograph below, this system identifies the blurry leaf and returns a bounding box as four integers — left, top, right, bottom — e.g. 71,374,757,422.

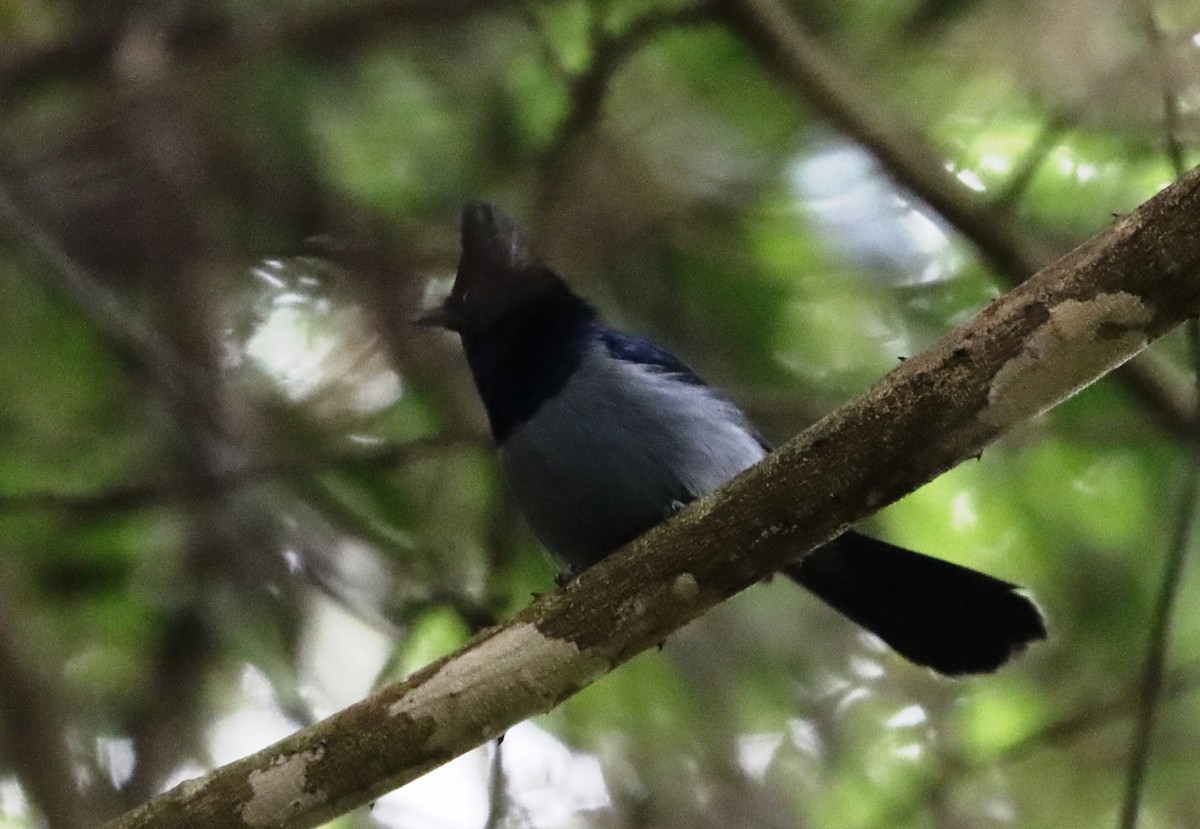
957,678,1047,758
312,54,475,215
0,254,145,494
1016,137,1175,236
505,51,572,153
525,0,594,75
1017,435,1161,553
877,460,1041,576
548,648,699,751
0,0,55,39
384,606,471,684
652,28,803,157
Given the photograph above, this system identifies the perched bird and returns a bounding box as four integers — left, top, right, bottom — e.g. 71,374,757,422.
419,203,1046,675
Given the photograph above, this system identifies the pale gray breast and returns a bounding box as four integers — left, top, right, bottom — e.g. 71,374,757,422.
498,343,766,571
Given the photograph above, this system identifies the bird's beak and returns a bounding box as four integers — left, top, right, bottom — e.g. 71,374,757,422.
413,303,455,330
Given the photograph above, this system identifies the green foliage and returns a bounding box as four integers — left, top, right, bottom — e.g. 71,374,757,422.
0,255,144,493
313,53,480,216
388,606,472,683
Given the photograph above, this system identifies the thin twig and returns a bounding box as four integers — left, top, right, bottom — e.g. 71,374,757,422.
869,660,1200,829
0,179,192,405
1117,5,1198,821
1134,0,1188,178
0,433,485,515
991,111,1073,211
483,739,511,829
1117,431,1199,829
535,2,717,208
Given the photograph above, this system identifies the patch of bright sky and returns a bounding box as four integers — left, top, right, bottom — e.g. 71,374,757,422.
98,736,136,789
421,273,456,309
1050,148,1099,183
978,153,1013,174
736,732,785,781
502,723,611,825
849,655,885,681
208,665,306,765
954,167,987,193
886,704,927,729
788,718,823,758
788,138,964,286
1178,84,1200,115
243,259,403,418
298,588,394,717
834,686,874,717
951,490,979,532
372,723,610,829
371,749,492,828
158,762,208,797
0,778,26,822
983,795,1018,824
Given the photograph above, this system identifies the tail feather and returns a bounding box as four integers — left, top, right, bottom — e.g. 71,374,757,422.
786,531,1046,676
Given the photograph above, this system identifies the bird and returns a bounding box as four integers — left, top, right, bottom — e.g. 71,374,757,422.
418,202,1046,676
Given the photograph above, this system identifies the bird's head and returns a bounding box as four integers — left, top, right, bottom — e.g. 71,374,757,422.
417,203,564,334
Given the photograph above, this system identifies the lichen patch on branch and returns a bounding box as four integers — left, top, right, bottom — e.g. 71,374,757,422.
671,573,699,602
981,291,1153,427
388,623,608,745
239,747,326,826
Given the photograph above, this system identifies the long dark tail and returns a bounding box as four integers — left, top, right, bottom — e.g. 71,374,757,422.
785,531,1046,676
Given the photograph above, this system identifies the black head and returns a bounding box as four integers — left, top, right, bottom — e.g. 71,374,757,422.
417,203,567,334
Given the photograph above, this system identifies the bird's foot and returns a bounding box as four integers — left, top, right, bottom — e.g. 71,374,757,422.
554,568,579,589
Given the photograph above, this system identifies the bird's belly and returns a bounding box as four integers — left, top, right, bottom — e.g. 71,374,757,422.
496,358,765,573
499,419,683,572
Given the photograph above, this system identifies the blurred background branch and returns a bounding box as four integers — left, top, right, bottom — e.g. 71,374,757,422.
720,0,1199,437
0,555,109,829
1117,6,1196,824
0,0,525,104
1118,362,1199,829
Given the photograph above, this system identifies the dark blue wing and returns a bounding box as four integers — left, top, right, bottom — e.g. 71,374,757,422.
594,325,772,453
594,326,707,387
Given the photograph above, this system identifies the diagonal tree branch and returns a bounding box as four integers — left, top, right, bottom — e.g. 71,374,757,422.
101,162,1200,829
